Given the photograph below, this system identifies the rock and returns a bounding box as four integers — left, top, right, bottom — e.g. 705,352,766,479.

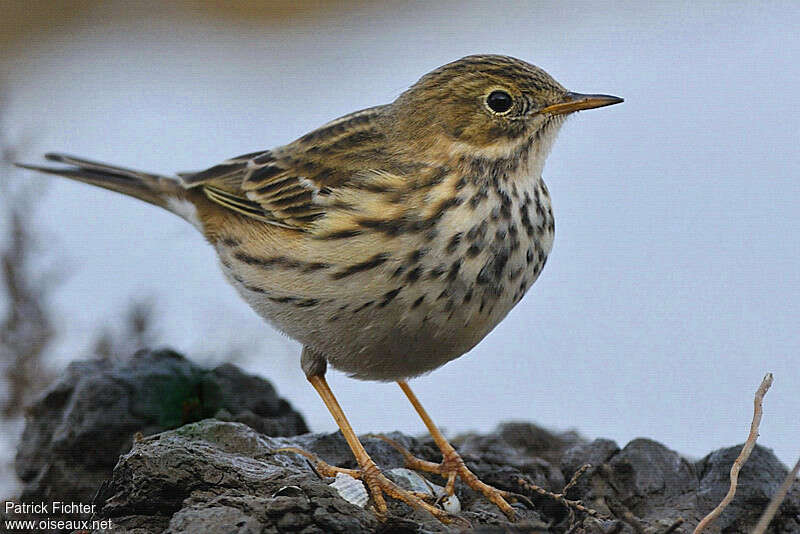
694,444,800,531
560,439,799,533
5,350,799,533
9,349,307,530
560,438,620,477
87,420,800,533
91,420,549,533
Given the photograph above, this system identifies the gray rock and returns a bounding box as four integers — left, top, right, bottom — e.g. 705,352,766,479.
92,420,548,533
608,438,699,501
560,438,620,477
559,438,799,533
9,349,307,530
87,419,800,533
694,444,799,531
6,350,800,533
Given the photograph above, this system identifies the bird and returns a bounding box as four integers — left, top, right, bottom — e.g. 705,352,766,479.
18,54,622,522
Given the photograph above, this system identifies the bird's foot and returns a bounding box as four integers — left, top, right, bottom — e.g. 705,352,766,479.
373,435,518,520
275,446,455,523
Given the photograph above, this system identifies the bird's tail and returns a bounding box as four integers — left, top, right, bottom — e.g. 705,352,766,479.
15,153,188,214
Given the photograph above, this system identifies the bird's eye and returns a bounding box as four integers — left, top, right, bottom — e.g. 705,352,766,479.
486,90,513,114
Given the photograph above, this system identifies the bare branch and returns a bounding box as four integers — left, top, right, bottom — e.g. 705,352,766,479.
694,373,774,533
0,121,57,418
752,454,800,534
516,473,607,520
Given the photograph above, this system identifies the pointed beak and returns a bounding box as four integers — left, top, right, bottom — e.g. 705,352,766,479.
540,92,624,115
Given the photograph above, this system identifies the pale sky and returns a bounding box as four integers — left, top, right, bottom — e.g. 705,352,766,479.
2,0,798,491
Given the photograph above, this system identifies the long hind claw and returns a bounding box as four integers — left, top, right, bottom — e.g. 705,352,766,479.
372,435,518,520
275,446,455,523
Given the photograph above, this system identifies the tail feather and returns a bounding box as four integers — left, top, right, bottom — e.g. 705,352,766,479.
15,153,187,212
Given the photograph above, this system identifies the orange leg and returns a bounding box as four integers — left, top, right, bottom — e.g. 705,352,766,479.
393,380,516,519
279,374,452,522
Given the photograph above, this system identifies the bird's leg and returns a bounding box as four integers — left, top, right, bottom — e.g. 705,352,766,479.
388,380,517,520
281,365,453,522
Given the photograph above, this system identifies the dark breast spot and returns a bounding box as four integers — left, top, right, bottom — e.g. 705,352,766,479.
447,259,462,281
428,265,446,279
379,287,402,307
353,301,374,313
409,248,429,263
463,287,473,303
219,236,241,247
466,244,483,257
356,217,404,236
521,208,535,237
476,247,510,288
269,295,296,304
406,266,423,283
466,221,488,242
303,262,331,273
446,233,463,254
244,284,266,293
469,185,488,209
331,253,389,279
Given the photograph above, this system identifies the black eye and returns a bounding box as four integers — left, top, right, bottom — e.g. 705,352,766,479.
486,90,513,113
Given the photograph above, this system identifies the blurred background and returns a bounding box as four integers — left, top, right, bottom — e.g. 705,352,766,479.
1,1,798,498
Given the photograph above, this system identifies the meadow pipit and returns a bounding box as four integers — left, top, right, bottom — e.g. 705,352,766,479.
20,55,622,522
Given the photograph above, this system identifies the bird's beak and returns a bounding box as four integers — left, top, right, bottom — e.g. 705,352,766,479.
540,92,624,115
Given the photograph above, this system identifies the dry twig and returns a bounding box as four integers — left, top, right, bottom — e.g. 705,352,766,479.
605,496,647,534
661,518,685,534
562,463,590,494
517,468,606,520
693,373,773,533
0,121,57,418
752,454,800,534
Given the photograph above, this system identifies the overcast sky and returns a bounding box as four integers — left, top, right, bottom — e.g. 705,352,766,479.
2,0,798,490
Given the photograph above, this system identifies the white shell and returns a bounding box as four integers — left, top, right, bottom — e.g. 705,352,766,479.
388,468,461,513
330,472,369,508
387,468,439,496
441,494,461,514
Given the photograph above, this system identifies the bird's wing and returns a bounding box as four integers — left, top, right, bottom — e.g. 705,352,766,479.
180,105,402,231
180,149,325,229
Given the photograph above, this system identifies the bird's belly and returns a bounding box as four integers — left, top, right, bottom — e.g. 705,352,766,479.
221,266,481,380
216,176,554,381
224,269,520,381
220,199,552,381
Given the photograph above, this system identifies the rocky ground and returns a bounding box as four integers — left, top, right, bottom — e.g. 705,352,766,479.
2,349,798,533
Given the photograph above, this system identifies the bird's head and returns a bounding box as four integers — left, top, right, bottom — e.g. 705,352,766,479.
389,54,622,160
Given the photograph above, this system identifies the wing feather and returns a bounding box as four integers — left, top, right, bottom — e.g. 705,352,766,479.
179,105,394,231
